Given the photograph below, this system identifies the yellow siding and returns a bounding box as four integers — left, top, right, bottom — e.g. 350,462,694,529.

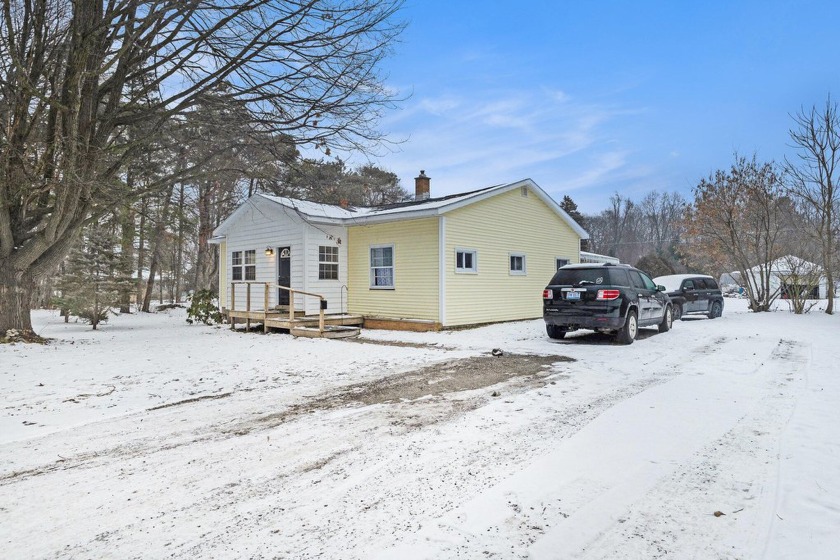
347,218,439,321
444,188,580,326
218,240,228,309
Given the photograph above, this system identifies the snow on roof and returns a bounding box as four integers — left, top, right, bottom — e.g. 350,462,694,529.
258,195,361,220
214,179,590,239
258,184,501,221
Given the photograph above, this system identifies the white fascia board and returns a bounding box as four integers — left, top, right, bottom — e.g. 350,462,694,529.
213,194,283,236
212,197,256,237
531,187,590,240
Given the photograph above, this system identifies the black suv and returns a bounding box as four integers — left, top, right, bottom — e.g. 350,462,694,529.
652,274,724,320
543,263,673,344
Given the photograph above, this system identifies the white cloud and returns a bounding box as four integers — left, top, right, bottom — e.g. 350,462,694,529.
359,87,655,201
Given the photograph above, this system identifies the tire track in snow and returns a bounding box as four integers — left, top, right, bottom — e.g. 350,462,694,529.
1,326,744,558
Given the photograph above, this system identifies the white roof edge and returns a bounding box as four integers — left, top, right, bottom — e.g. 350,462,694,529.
214,182,590,239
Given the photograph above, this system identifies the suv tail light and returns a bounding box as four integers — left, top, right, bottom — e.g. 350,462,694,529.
596,289,620,300
543,289,553,299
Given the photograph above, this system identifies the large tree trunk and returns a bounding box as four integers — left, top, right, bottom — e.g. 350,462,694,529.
0,268,35,334
193,181,216,291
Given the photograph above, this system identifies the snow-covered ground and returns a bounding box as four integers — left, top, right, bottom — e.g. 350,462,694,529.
2,299,839,559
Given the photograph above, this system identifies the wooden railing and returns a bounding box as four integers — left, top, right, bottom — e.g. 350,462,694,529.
229,281,326,333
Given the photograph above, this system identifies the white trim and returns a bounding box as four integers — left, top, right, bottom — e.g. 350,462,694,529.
369,243,395,290
509,252,527,276
302,224,308,294
317,245,339,281
455,248,478,274
220,181,590,241
439,217,446,326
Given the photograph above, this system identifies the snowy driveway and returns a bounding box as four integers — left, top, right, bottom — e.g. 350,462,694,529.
1,301,839,558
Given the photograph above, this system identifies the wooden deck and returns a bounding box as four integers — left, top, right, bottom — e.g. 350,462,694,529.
227,282,362,337
228,310,363,330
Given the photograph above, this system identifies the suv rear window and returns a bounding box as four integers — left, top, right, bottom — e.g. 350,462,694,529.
696,278,719,289
549,268,630,287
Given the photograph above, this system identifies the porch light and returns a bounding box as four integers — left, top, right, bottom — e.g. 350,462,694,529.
265,247,274,256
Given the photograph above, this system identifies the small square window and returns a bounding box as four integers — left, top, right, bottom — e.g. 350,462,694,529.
556,258,570,270
456,249,477,273
510,253,526,275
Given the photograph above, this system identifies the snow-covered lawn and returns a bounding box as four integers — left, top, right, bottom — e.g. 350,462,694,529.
2,300,839,559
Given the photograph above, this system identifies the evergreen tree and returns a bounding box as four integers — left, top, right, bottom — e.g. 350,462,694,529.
559,195,589,251
54,224,130,329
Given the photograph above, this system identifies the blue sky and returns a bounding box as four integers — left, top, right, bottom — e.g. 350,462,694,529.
354,0,840,213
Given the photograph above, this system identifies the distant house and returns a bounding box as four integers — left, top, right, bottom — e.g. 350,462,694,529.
211,172,588,329
729,255,828,299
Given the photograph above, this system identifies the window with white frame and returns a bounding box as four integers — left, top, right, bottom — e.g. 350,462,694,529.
318,246,339,280
370,245,394,288
231,250,256,281
556,257,570,270
455,249,477,273
509,253,526,275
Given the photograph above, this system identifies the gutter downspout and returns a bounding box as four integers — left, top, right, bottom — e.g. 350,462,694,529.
439,216,446,327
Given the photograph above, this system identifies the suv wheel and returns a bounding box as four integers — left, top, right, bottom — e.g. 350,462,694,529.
546,325,566,340
658,305,672,333
615,310,637,345
673,303,683,321
708,301,722,319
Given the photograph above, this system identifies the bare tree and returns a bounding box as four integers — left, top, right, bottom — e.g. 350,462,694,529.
586,193,645,264
777,255,823,314
639,191,686,255
786,96,840,314
0,0,405,333
685,155,789,312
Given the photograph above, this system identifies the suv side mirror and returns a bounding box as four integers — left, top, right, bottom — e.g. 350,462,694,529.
657,285,666,292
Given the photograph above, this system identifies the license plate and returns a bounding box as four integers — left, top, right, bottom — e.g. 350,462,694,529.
566,291,581,300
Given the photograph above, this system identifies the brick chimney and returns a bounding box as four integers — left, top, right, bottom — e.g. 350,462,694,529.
415,170,430,201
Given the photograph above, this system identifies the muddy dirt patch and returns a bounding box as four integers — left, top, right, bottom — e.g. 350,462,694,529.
348,353,572,404
237,353,574,434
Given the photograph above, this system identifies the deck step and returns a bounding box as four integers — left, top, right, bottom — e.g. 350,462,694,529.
290,325,361,339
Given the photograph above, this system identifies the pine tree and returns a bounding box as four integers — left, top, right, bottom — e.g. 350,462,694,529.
560,195,589,251
54,224,131,329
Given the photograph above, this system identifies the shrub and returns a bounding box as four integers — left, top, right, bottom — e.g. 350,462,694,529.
186,290,223,325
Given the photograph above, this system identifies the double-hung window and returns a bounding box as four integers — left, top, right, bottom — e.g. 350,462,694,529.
232,250,256,281
509,253,526,275
370,245,394,288
318,246,339,280
455,249,477,273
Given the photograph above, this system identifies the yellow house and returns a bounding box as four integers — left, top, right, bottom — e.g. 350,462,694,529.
211,172,588,329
